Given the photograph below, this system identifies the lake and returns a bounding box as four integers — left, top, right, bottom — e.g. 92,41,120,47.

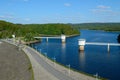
32,30,120,80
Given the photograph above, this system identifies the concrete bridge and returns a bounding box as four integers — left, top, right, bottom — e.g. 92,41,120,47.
78,39,120,52
34,35,66,43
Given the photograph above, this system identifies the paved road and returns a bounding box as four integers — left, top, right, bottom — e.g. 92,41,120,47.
25,46,74,80
0,41,33,80
3,39,96,80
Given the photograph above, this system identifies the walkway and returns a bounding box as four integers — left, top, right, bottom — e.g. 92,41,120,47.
0,41,33,80
3,39,97,80
23,46,73,80
23,46,97,80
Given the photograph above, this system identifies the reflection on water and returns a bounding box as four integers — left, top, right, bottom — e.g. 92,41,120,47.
62,43,66,50
61,43,66,63
79,51,85,69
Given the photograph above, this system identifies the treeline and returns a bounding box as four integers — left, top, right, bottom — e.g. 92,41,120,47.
0,20,79,40
23,24,79,36
71,23,120,31
0,20,21,38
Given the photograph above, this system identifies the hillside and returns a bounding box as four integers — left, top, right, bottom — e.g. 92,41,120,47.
0,20,80,41
72,23,120,31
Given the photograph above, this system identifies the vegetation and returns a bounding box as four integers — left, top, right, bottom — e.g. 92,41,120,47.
71,23,120,31
0,20,79,42
117,34,120,43
22,24,79,35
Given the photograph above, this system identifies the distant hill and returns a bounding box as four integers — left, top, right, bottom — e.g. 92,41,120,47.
0,20,80,39
71,23,120,31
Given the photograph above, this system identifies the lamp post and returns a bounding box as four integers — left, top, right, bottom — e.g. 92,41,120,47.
94,73,99,80
67,64,70,76
53,57,56,67
45,52,47,61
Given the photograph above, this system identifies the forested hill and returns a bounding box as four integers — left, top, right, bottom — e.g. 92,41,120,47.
22,24,80,35
71,23,120,31
0,20,79,38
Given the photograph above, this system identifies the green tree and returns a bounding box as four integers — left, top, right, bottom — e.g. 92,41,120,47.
117,34,120,43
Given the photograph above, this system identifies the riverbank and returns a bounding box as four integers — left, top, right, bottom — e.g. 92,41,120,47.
39,34,80,37
0,41,34,80
66,34,80,37
22,40,40,45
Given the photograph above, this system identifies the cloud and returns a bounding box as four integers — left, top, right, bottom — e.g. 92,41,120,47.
64,3,71,7
0,15,14,19
91,9,112,13
0,14,31,22
91,5,112,13
91,5,120,17
97,5,111,9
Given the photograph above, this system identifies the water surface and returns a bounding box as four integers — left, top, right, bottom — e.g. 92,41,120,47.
33,30,120,80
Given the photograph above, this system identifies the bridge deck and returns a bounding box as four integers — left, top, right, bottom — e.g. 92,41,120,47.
86,42,120,46
34,37,61,39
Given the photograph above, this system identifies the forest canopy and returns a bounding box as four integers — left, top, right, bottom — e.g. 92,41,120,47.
0,20,80,39
71,23,120,31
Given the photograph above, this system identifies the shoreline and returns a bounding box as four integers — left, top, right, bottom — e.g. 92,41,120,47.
39,34,80,37
26,45,98,80
31,46,106,80
81,29,120,32
2,39,105,80
21,40,40,45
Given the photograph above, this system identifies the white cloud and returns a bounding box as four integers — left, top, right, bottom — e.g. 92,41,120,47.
91,5,112,13
91,5,120,17
0,15,14,19
64,3,71,7
97,5,111,9
91,9,112,13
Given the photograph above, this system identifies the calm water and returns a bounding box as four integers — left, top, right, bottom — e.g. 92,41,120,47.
32,30,120,80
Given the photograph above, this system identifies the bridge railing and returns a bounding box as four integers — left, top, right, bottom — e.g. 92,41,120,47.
86,42,120,46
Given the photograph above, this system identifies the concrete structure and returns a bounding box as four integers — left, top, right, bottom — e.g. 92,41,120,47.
78,39,86,51
86,42,120,52
34,35,66,43
3,39,98,80
61,35,66,43
78,39,120,52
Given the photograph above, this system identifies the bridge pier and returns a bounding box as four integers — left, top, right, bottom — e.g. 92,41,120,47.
108,43,110,52
46,37,48,42
78,39,86,51
61,35,66,43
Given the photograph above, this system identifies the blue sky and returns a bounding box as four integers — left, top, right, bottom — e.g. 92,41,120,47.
0,0,120,24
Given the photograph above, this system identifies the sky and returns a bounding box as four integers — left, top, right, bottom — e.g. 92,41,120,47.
0,0,120,24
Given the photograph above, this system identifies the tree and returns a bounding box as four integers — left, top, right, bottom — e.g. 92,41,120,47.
117,34,120,43
24,33,35,42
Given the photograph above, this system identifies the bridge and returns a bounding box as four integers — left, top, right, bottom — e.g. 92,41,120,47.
34,35,66,43
78,39,120,52
34,36,61,39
